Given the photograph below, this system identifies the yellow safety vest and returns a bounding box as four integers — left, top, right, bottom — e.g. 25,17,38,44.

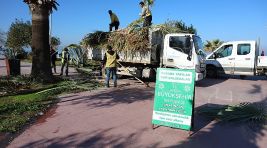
105,51,117,67
142,6,152,18
61,51,69,63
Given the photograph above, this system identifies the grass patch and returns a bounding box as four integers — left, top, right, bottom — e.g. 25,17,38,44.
0,78,102,133
0,93,55,132
0,76,64,97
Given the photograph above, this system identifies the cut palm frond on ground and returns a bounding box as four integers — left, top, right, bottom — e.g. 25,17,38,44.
198,102,267,124
0,77,102,132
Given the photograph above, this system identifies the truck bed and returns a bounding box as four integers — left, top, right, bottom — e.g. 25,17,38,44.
118,48,158,64
119,29,164,65
87,28,163,65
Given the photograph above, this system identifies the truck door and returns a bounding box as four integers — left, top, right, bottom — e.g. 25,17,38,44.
164,36,193,68
213,44,235,75
234,43,254,75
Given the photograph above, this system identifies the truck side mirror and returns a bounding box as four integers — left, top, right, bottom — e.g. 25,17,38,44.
187,38,193,61
187,54,192,61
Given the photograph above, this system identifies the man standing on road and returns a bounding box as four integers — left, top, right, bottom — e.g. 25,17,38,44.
102,45,120,87
139,1,152,27
60,48,70,76
108,10,120,31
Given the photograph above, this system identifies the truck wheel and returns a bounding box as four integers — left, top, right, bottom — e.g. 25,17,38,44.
117,74,125,79
207,66,217,78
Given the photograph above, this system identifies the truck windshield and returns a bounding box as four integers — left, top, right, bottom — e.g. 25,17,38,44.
193,36,203,55
169,36,191,55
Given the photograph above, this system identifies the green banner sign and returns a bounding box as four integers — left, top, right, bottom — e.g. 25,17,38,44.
152,68,195,130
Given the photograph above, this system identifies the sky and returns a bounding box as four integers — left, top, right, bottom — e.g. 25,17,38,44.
0,0,267,52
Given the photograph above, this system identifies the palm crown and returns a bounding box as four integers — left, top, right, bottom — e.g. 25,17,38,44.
23,0,59,12
204,39,224,52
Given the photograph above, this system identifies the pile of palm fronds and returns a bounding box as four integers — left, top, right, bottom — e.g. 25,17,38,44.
82,20,196,51
108,28,149,52
82,28,149,51
82,31,109,49
156,20,196,35
198,102,267,124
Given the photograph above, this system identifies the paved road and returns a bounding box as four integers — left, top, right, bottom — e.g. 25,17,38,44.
2,60,267,147
0,59,77,76
7,74,267,147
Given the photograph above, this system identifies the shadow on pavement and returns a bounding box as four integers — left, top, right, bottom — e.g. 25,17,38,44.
197,75,266,88
170,98,267,148
19,128,161,148
191,104,222,134
220,75,267,81
249,84,262,94
59,87,154,108
196,78,228,87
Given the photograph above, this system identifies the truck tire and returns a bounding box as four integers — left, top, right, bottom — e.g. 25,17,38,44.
117,74,125,79
206,66,217,78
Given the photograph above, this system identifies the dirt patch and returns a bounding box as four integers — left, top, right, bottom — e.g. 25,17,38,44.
35,105,58,125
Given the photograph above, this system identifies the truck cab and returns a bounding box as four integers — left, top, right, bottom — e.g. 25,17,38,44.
162,34,206,81
205,41,266,77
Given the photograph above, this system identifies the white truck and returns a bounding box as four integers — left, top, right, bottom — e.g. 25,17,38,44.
88,29,206,81
205,41,267,78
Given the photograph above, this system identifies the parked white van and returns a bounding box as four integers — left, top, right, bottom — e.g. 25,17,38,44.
205,41,267,78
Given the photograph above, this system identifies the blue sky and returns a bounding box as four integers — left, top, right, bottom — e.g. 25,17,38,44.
0,0,267,52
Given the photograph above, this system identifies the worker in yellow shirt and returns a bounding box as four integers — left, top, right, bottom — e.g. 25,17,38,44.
108,10,120,31
102,45,120,87
139,1,152,27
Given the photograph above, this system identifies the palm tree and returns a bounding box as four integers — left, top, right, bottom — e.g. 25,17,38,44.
23,0,59,81
204,39,224,52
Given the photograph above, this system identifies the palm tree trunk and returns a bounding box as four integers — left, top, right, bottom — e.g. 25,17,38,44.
31,6,52,81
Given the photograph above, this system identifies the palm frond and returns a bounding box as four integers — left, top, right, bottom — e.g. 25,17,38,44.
199,102,267,124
